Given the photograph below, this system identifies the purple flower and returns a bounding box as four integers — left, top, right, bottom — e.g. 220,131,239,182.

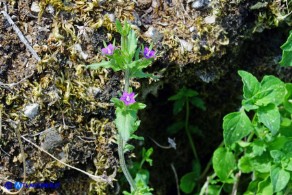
143,47,155,59
101,44,115,55
120,92,136,106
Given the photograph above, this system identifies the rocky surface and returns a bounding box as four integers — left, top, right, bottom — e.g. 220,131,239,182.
0,0,291,194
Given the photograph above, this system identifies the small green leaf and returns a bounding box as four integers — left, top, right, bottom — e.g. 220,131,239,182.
173,99,185,115
167,122,185,134
87,61,112,70
127,30,138,58
223,110,253,146
115,19,123,34
179,171,197,194
252,140,266,156
129,102,146,110
239,155,253,173
257,104,280,135
238,70,260,99
128,58,152,69
190,97,206,111
142,147,153,166
270,166,290,192
270,150,284,163
212,147,236,182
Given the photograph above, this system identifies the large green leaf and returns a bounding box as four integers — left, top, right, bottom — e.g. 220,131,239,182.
284,83,292,113
270,166,290,192
257,177,273,195
179,171,198,194
280,31,292,66
257,104,280,135
223,110,253,146
212,147,236,182
255,76,286,106
238,70,260,99
115,107,139,142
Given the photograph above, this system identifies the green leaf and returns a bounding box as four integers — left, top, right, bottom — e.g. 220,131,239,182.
115,107,139,142
212,147,236,182
257,177,273,195
270,166,290,192
284,83,292,113
239,155,253,173
130,69,154,79
190,96,206,111
128,59,152,70
127,30,138,58
238,70,260,99
257,104,280,135
179,171,197,194
115,19,123,34
87,61,112,70
167,122,185,134
223,110,253,146
280,31,292,66
129,102,146,110
255,76,286,106
270,150,284,163
173,99,185,115
252,140,266,156
142,147,153,166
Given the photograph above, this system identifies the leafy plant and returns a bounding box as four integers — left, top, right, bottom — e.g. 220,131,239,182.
87,20,155,193
280,30,292,66
123,147,154,195
168,87,206,194
202,70,292,194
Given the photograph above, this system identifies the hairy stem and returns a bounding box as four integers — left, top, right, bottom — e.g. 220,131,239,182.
185,98,199,162
124,68,130,92
118,135,136,190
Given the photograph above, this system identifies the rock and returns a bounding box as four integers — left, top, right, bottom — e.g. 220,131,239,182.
40,128,63,151
143,26,163,43
204,15,216,24
191,0,209,9
23,103,39,119
31,2,40,13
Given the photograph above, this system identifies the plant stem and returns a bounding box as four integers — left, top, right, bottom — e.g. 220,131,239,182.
118,69,136,191
118,135,136,191
124,68,130,92
185,98,199,162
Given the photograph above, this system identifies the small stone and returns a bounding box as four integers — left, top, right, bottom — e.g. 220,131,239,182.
179,39,193,52
31,2,40,13
191,0,209,9
204,15,216,24
40,128,63,150
189,26,196,32
24,103,39,119
144,26,163,43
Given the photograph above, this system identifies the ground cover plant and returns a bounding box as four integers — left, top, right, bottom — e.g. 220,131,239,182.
87,20,155,194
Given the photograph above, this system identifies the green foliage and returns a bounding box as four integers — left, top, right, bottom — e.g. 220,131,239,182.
87,20,154,78
168,87,205,194
209,70,292,194
123,148,154,195
212,147,236,182
280,30,292,66
87,20,155,193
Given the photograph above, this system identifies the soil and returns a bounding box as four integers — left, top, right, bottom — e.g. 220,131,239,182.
0,0,291,195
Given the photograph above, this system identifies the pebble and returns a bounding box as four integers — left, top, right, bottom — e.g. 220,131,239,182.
24,103,39,119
